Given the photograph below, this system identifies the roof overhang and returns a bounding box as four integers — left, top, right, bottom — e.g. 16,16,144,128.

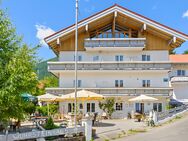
45,4,188,44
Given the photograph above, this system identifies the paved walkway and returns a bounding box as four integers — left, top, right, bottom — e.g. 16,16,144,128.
115,113,188,141
94,119,146,141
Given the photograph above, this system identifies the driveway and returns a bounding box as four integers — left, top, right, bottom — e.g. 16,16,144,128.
94,119,146,141
116,114,188,141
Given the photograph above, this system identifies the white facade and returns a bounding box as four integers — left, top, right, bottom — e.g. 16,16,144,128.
47,50,172,118
59,50,169,62
170,63,188,101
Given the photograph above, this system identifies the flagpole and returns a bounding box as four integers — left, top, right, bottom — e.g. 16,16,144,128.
74,0,78,129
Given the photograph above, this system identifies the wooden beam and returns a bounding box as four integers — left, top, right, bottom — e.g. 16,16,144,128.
128,28,132,38
112,11,117,37
141,23,147,32
85,24,88,32
57,38,60,45
168,36,177,46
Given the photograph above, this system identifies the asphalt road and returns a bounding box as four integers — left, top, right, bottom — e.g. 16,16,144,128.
116,114,188,141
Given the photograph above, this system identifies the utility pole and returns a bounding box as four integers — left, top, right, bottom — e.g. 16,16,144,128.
74,0,78,129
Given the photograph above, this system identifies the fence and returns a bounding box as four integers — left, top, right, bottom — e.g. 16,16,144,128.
0,119,92,141
157,105,187,121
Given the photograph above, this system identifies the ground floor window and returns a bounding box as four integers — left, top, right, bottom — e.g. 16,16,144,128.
87,103,95,112
116,103,123,111
79,103,83,109
68,103,75,113
153,103,162,112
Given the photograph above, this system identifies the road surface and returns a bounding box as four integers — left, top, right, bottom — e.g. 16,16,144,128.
116,114,188,141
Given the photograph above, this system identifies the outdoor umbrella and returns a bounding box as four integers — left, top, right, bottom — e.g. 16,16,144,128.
21,93,36,101
60,89,104,101
128,95,158,102
37,93,61,116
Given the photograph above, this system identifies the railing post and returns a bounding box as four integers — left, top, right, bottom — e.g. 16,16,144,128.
82,119,92,141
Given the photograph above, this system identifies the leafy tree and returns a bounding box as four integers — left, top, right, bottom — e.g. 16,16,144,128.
35,76,58,96
183,50,188,54
99,98,115,119
0,9,38,127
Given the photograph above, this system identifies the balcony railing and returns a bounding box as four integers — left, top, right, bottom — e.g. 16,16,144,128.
46,87,172,96
171,76,188,83
84,38,146,49
48,62,171,71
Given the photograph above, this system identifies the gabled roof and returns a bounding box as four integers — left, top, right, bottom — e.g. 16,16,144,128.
170,55,188,63
45,4,188,43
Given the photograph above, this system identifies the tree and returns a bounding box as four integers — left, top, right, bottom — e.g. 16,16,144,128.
0,9,38,127
99,98,115,119
183,50,188,54
35,76,58,96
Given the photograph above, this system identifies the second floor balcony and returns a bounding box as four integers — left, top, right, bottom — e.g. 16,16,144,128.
84,38,146,51
171,76,188,83
45,87,172,97
48,61,171,72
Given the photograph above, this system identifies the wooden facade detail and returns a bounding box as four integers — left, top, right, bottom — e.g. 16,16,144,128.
47,5,187,54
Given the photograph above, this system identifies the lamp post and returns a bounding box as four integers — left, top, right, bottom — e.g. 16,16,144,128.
74,0,79,129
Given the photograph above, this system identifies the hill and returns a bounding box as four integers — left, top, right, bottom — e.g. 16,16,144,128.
36,57,57,80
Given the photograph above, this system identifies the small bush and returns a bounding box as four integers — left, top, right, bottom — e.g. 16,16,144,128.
44,117,59,130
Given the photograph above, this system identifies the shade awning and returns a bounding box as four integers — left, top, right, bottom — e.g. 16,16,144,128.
128,95,158,102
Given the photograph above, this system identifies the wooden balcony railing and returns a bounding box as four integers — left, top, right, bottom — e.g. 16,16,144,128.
48,62,171,71
84,38,146,48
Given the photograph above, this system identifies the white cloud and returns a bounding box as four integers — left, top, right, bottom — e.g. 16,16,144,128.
35,24,55,46
182,10,188,18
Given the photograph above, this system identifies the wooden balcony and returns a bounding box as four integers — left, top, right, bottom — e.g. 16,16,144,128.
46,87,172,96
48,62,171,72
84,38,146,51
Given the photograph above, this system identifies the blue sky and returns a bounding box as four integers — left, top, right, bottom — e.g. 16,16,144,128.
1,0,188,60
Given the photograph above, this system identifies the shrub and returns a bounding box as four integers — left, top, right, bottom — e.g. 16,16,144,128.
44,117,59,130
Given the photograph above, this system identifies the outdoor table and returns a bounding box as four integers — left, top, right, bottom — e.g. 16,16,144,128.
134,113,142,122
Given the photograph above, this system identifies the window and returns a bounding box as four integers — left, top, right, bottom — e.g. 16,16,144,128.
116,103,123,111
142,80,150,87
79,103,83,109
135,103,140,112
91,103,95,112
87,103,90,112
87,103,95,112
120,80,123,87
153,103,162,112
177,70,186,76
73,80,82,87
163,78,168,82
93,56,99,61
115,80,123,87
115,55,124,61
68,103,75,113
115,80,119,87
142,55,150,61
74,55,82,61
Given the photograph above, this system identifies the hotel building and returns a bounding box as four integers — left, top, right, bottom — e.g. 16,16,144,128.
44,4,188,118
